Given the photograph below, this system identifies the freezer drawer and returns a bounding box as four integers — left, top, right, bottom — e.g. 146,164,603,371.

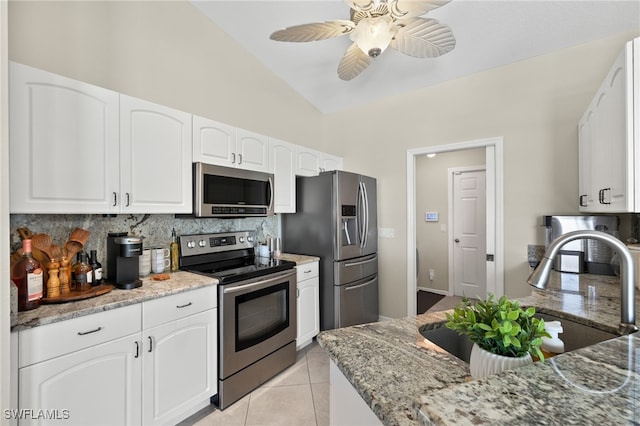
335,275,378,328
334,254,377,286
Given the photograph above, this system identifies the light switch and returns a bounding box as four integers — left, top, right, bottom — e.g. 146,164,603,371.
378,228,395,238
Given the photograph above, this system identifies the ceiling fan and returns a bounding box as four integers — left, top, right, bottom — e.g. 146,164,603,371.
270,0,456,81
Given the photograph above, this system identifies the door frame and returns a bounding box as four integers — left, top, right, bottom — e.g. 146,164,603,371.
448,166,487,299
406,137,504,316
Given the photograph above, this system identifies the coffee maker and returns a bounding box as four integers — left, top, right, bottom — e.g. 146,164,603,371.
106,232,143,289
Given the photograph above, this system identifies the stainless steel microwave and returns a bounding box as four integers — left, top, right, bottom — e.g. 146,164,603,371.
193,162,274,217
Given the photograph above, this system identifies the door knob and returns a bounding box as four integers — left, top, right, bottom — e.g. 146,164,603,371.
454,238,460,243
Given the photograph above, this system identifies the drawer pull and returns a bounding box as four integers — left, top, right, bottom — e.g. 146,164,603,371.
148,336,153,353
135,341,140,358
176,302,193,309
77,326,102,336
303,269,312,274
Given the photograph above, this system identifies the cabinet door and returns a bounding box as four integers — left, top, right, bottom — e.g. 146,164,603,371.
295,147,322,176
578,111,595,211
297,276,320,350
237,129,270,172
120,95,193,213
192,115,237,167
270,138,296,213
321,153,343,172
9,62,120,213
19,333,141,426
142,309,217,425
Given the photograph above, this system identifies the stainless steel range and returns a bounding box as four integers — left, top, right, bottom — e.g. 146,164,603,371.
179,231,297,410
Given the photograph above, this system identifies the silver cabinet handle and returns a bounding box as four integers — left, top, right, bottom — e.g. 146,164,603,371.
232,153,236,164
126,192,130,207
176,302,192,309
77,326,102,336
112,192,118,207
134,341,140,358
148,336,153,353
238,154,243,164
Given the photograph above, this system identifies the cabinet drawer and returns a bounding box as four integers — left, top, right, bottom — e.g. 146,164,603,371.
19,303,142,367
143,286,217,329
296,261,319,282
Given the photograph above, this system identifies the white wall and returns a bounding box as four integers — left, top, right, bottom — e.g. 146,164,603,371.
1,0,9,417
416,148,485,292
8,0,325,150
324,31,639,319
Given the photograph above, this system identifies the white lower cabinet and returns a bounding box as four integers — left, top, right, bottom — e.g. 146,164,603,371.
16,286,217,425
19,333,142,426
296,261,320,350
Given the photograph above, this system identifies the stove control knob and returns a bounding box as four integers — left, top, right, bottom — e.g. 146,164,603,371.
187,240,195,249
247,236,254,242
239,237,245,243
198,239,206,247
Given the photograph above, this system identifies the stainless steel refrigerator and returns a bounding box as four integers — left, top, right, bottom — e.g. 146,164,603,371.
282,170,378,330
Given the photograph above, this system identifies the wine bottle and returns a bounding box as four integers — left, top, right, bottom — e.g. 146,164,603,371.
89,249,103,286
11,239,43,311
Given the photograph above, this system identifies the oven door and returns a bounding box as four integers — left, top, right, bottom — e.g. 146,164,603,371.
219,269,296,379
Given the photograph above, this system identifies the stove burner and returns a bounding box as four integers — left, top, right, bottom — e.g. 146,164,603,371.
178,231,295,284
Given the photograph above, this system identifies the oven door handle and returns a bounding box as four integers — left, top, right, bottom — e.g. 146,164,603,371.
222,270,294,294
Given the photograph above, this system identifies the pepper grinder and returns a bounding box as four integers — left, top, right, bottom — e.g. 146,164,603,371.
46,259,61,298
59,256,71,294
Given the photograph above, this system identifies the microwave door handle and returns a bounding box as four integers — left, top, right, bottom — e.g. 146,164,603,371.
268,176,274,212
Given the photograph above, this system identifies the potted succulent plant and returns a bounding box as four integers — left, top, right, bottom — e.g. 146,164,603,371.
445,294,550,379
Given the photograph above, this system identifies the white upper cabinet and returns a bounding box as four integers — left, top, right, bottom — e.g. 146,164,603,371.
295,146,343,177
193,115,269,173
120,95,192,213
9,62,193,214
578,37,638,212
9,62,120,213
269,138,296,213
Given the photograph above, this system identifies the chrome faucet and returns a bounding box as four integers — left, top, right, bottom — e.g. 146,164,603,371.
527,230,638,335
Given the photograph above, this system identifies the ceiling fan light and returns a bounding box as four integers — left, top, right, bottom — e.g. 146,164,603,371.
350,15,397,58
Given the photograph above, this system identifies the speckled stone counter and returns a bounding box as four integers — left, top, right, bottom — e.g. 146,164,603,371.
11,271,217,331
275,252,319,265
317,272,640,426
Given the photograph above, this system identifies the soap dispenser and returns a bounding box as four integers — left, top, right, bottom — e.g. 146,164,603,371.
541,320,565,359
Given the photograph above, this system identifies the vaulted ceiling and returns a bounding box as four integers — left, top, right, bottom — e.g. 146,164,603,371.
193,1,640,113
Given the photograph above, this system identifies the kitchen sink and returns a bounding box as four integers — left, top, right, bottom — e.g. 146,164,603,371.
419,312,619,364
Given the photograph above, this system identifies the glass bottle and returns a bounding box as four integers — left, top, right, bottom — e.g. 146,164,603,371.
72,251,93,291
11,239,43,311
170,228,179,272
89,250,103,286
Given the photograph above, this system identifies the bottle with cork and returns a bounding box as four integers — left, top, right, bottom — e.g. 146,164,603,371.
11,239,43,311
170,228,179,272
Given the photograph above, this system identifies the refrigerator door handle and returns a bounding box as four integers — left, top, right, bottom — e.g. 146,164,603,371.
362,181,369,248
344,255,377,268
344,277,377,291
358,182,368,249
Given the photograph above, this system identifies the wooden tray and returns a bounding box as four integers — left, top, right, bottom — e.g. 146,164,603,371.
42,284,114,304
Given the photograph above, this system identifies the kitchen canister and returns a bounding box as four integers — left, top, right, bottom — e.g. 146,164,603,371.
139,248,151,277
151,247,170,273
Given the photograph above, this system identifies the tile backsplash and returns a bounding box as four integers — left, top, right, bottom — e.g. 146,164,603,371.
10,214,280,274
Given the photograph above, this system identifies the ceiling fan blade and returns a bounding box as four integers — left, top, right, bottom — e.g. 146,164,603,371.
390,17,456,58
391,0,452,18
270,20,355,42
337,43,372,81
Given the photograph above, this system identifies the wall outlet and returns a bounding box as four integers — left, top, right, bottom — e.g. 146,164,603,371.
429,269,435,281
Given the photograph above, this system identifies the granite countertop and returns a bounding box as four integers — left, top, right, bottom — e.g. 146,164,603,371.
275,252,320,265
317,272,640,426
11,271,218,332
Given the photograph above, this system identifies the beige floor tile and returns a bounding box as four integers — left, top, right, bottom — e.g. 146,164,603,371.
192,393,250,426
245,384,317,426
307,351,329,384
311,382,330,426
261,353,310,387
305,340,324,354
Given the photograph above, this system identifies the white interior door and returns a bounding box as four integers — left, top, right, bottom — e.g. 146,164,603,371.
451,168,486,298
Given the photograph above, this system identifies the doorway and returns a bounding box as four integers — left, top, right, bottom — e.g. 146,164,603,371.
406,137,504,316
451,167,486,298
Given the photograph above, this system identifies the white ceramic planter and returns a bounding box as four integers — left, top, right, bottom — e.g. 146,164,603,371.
469,343,532,379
